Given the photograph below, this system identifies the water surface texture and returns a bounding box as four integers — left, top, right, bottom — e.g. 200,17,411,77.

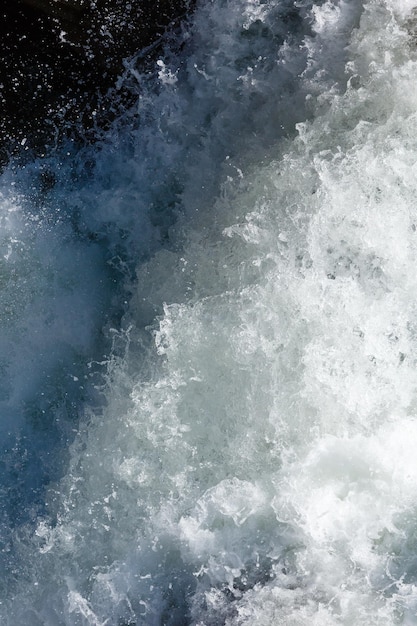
2,0,417,623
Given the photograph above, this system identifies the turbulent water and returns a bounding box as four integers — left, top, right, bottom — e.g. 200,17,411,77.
3,0,417,623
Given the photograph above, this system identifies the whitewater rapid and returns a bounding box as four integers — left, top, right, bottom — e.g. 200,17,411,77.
1,0,417,623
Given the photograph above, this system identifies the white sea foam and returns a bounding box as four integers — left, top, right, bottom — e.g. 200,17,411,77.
2,0,417,624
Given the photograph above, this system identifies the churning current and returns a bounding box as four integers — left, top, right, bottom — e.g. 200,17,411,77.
2,0,417,623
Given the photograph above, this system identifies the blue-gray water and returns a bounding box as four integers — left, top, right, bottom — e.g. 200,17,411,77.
1,0,417,623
